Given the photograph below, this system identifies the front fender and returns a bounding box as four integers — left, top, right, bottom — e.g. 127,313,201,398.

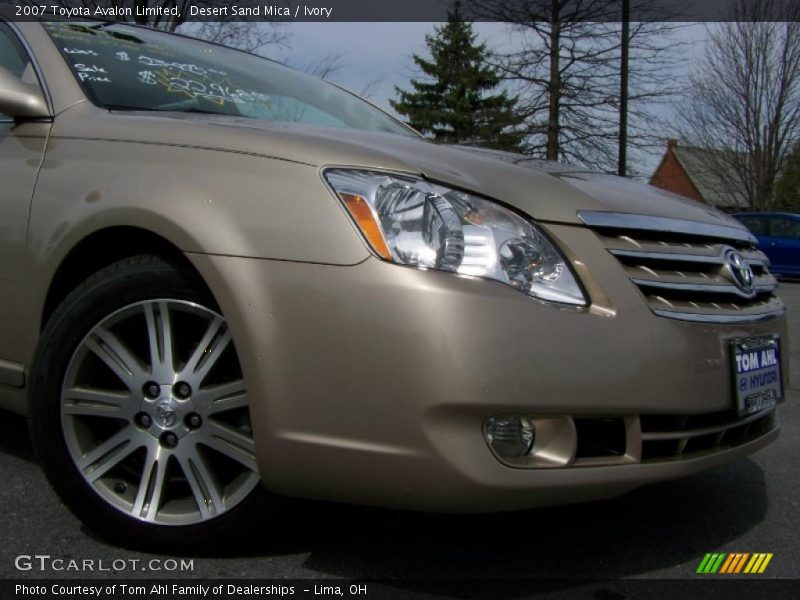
21,136,369,363
29,136,368,266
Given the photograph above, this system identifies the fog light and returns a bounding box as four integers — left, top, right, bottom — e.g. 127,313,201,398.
485,416,535,458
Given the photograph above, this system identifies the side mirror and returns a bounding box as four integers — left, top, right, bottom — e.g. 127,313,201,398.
0,65,49,118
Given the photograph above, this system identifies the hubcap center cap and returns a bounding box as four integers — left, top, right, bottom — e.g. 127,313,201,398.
140,385,195,437
154,398,179,428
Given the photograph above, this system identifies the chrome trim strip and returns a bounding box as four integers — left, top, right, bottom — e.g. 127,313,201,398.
631,278,776,298
609,248,768,267
651,306,786,324
578,211,757,244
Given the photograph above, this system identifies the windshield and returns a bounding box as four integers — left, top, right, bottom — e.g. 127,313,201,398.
42,21,416,136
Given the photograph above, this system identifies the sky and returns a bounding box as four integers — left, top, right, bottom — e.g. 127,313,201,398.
262,22,711,178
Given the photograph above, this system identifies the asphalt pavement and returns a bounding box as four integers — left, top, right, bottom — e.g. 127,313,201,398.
1,284,798,584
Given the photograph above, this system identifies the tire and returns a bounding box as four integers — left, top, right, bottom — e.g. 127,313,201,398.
28,254,264,549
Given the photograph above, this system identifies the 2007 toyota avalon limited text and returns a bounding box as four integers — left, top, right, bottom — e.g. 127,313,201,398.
0,18,788,547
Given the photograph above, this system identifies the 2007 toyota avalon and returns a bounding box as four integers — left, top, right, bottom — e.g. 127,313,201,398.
0,18,788,547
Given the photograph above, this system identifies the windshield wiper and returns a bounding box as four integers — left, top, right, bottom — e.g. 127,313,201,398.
176,108,234,116
105,105,233,117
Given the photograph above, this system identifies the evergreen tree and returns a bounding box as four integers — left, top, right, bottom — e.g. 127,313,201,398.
390,3,525,151
775,141,800,212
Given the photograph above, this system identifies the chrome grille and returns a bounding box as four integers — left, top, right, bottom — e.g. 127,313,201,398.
578,211,786,323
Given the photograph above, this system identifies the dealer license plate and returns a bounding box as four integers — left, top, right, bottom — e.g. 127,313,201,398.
731,335,782,416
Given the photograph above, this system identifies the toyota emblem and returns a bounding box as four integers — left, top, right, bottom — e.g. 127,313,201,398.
725,249,755,294
155,399,178,428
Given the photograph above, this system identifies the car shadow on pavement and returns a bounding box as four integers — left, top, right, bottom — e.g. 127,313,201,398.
190,457,770,584
0,408,35,464
0,407,769,584
263,460,768,581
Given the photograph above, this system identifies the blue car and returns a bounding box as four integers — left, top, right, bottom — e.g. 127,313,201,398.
733,212,800,278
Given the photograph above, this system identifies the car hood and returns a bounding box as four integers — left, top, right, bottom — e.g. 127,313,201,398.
56,104,748,230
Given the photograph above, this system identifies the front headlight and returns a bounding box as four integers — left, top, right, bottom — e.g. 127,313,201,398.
324,169,586,306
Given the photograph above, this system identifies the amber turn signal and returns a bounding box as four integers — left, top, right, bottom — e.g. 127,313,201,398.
339,193,392,260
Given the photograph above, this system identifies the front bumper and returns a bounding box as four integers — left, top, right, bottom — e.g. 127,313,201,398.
187,223,787,512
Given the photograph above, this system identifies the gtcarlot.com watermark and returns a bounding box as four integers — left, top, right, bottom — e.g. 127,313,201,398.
14,555,194,573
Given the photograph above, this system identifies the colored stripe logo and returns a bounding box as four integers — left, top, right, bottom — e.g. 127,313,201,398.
696,553,773,574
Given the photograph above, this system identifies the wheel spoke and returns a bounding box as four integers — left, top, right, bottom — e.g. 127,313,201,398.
194,379,248,416
198,420,257,473
143,302,174,381
180,316,230,386
85,327,146,389
77,425,142,483
63,387,133,420
176,447,224,519
132,444,170,522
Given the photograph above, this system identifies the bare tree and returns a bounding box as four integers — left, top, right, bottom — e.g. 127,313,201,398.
618,0,631,175
359,76,386,100
467,0,622,166
616,14,687,177
679,0,800,210
297,51,347,80
182,22,290,55
465,0,684,172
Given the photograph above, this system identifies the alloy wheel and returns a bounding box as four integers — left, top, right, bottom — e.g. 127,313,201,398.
60,299,260,526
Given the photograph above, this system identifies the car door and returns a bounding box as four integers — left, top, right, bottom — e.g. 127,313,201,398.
736,214,769,241
0,22,50,386
765,216,800,276
735,214,774,260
